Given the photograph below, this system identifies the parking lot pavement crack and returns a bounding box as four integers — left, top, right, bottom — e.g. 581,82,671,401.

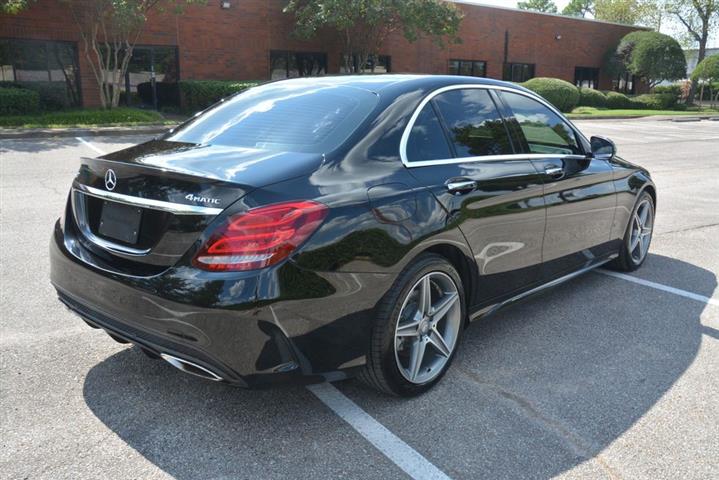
455,366,623,480
655,222,719,237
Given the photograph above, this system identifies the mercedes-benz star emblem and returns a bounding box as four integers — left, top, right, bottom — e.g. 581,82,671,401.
104,169,117,191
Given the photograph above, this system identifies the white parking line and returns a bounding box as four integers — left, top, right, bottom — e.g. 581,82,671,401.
598,269,719,306
75,136,107,155
307,383,452,480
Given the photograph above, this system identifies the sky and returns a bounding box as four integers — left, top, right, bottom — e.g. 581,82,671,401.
458,0,718,49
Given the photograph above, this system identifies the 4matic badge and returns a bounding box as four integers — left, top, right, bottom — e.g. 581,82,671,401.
185,194,221,205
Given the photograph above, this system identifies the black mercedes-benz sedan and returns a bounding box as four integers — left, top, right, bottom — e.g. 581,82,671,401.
50,75,656,396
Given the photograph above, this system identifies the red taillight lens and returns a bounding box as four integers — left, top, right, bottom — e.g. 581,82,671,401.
193,200,328,272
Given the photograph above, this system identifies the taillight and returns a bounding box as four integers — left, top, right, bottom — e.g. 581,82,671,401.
193,200,328,272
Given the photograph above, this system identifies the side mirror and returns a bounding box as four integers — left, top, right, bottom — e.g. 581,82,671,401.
590,136,616,159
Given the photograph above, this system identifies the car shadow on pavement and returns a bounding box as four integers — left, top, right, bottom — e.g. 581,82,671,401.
83,253,716,479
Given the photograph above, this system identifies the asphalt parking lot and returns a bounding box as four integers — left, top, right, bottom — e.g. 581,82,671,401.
1,118,718,479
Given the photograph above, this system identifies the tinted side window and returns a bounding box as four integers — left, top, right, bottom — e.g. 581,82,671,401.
502,92,581,155
406,103,452,162
433,89,512,158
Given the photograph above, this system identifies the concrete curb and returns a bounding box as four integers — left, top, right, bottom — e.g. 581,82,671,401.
569,114,719,122
0,124,177,140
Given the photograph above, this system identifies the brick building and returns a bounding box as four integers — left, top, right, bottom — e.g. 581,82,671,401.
0,0,645,108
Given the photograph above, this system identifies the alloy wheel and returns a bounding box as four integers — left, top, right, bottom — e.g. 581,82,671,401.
629,198,653,264
394,271,462,384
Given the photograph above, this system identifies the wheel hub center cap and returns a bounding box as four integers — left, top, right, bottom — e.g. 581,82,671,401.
419,319,430,335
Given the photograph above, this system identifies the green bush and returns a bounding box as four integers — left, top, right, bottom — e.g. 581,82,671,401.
630,93,677,110
179,80,260,113
0,108,165,128
0,81,77,110
605,91,633,109
521,77,580,112
578,88,607,108
653,84,682,97
0,87,40,115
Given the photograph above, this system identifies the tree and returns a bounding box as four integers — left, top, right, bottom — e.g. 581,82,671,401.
284,0,463,74
1,0,29,13
2,0,202,108
517,0,558,13
614,31,687,88
595,0,638,23
691,54,719,106
666,0,719,102
560,0,663,26
65,0,205,109
562,0,594,17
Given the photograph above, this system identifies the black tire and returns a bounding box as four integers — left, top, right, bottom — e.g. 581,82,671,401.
608,191,655,272
358,253,466,397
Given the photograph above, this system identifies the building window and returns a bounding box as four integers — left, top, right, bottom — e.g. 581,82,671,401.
0,38,81,107
612,72,635,94
575,67,599,89
124,45,179,108
340,54,391,74
448,59,486,77
503,63,535,83
271,51,327,80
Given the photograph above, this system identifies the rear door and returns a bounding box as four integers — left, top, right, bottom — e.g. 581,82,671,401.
497,91,616,279
402,86,546,306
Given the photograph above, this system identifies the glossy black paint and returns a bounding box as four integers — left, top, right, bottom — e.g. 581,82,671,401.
50,75,655,387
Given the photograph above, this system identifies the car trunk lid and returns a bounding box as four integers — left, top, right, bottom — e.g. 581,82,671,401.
69,140,323,271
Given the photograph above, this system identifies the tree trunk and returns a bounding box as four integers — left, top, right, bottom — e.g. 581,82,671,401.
686,33,708,104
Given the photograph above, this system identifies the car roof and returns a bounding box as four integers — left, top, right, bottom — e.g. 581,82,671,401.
267,74,531,96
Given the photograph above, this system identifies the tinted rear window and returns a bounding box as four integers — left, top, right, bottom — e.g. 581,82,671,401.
166,82,379,153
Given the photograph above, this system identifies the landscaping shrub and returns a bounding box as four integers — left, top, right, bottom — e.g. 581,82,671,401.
630,93,677,110
0,87,40,115
0,81,76,110
578,88,607,108
521,77,580,112
179,80,260,113
605,91,633,109
0,108,165,128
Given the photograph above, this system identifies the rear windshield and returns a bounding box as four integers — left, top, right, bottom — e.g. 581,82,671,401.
166,82,379,153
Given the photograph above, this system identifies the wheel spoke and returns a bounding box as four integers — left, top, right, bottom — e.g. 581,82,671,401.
630,230,641,251
408,338,427,381
396,319,421,337
418,276,432,317
641,234,650,257
429,328,451,358
638,203,649,226
430,291,458,324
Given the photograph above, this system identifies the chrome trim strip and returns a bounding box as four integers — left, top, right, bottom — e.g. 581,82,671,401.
399,84,589,168
74,184,224,216
469,257,616,322
160,353,224,382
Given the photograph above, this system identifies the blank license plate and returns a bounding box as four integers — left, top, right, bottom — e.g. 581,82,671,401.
98,201,142,244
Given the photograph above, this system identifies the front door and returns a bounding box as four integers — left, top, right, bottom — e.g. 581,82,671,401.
403,87,547,306
497,91,616,279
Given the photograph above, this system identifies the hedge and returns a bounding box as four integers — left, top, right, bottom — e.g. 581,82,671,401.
0,81,76,111
630,93,678,110
605,91,633,109
179,80,260,113
521,77,579,112
0,87,40,115
578,88,607,108
0,108,165,128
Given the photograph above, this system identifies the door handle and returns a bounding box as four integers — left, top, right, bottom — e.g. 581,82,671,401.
446,179,477,195
544,165,564,179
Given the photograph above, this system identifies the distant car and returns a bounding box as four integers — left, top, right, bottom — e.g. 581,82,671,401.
50,75,656,396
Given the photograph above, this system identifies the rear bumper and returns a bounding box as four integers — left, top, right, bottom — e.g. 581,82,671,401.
50,221,395,387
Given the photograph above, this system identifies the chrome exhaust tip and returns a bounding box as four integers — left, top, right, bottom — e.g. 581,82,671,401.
160,353,224,382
